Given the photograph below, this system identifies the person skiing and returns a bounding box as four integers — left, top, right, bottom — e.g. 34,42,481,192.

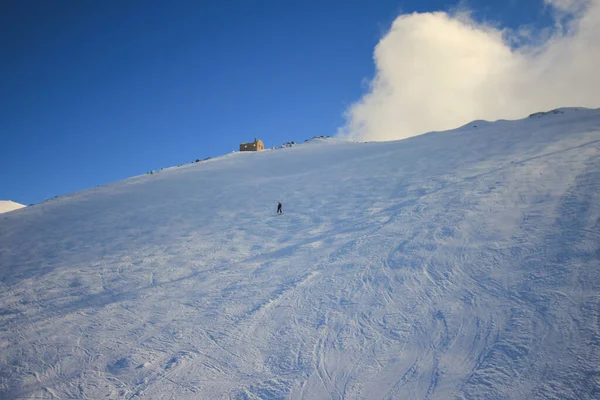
277,201,283,214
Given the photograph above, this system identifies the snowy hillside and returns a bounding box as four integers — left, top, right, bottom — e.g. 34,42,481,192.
1,108,599,399
0,200,25,214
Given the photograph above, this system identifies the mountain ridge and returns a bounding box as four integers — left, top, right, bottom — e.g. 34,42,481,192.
0,200,26,214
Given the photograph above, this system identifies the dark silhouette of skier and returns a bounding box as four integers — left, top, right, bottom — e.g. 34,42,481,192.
277,202,283,214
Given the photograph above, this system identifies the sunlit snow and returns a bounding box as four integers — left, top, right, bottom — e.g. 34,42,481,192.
0,201,25,215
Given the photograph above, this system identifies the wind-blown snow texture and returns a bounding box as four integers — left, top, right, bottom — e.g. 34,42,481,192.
1,108,599,399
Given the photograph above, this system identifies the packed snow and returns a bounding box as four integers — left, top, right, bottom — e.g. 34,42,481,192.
0,200,25,214
1,108,599,399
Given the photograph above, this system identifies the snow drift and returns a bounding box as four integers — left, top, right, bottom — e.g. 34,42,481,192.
1,108,599,399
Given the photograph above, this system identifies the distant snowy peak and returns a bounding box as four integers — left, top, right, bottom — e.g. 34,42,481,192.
0,201,26,214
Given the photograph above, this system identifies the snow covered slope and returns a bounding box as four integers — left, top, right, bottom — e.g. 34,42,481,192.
1,108,599,399
0,200,25,214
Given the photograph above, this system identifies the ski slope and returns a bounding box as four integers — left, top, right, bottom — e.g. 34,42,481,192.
1,108,599,399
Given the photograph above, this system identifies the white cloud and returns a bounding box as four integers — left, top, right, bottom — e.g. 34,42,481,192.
339,0,600,141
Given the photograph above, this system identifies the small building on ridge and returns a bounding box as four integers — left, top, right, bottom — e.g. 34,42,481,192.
240,138,264,152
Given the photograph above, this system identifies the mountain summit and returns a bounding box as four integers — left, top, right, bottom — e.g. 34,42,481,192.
0,200,25,214
1,108,599,399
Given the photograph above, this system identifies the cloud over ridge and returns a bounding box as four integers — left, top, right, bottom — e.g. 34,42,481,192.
339,0,600,141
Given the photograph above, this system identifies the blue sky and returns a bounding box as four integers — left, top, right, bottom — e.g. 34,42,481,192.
1,0,557,205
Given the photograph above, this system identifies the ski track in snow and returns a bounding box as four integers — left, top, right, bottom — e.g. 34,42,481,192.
1,108,599,399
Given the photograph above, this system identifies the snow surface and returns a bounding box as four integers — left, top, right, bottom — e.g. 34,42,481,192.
1,108,600,399
0,200,25,214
